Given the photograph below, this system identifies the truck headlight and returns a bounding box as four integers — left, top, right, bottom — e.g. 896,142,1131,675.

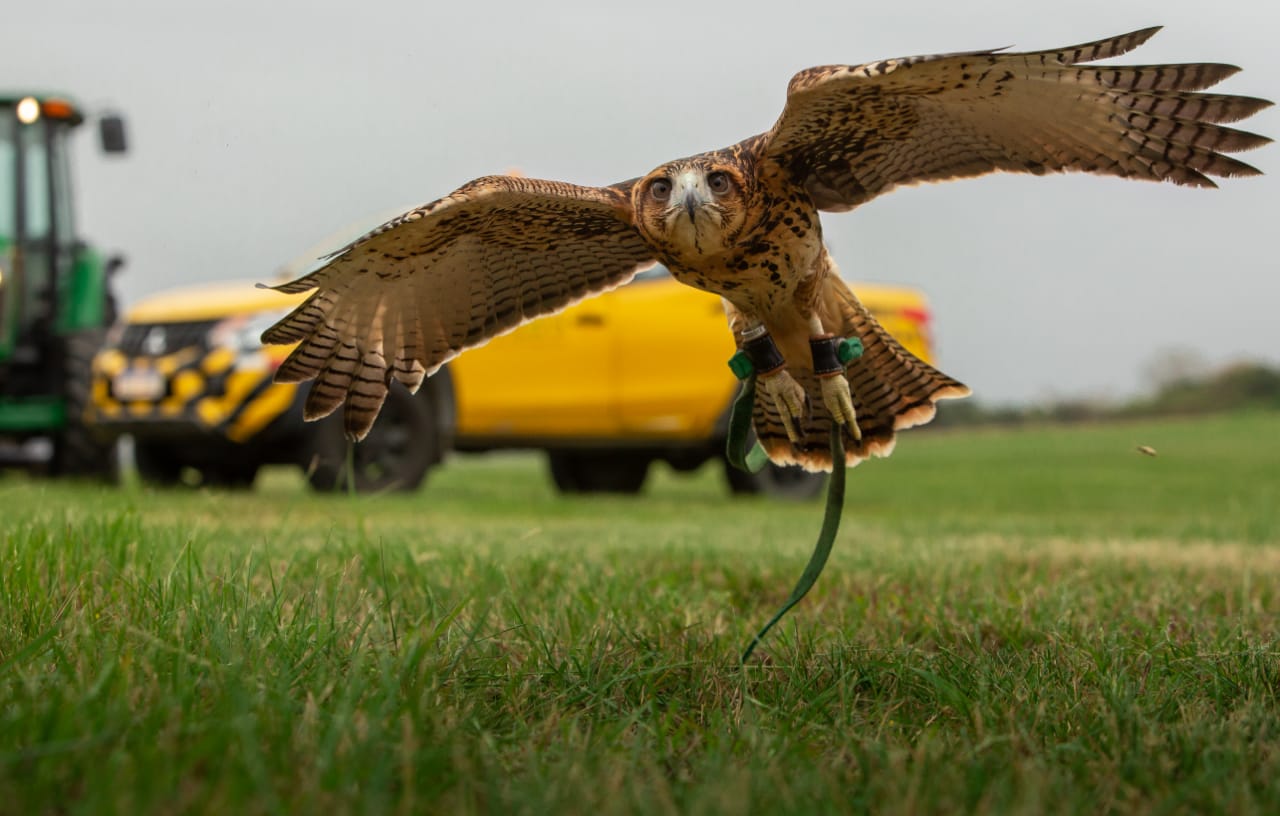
209,309,291,353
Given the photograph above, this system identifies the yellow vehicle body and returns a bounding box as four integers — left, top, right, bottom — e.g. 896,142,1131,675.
87,267,938,494
450,268,935,444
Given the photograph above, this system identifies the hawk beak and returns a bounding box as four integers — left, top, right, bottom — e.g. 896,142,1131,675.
670,170,711,225
682,192,699,223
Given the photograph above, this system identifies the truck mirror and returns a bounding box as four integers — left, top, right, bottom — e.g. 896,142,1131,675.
99,115,127,154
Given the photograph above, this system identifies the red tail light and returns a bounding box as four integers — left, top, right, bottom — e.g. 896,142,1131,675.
899,306,931,325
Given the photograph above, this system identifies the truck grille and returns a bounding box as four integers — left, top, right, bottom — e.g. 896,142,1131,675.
118,320,217,356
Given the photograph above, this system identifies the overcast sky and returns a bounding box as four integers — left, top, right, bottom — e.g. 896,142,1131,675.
7,0,1277,404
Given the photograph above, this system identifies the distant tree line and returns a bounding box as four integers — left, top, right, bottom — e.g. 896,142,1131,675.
932,359,1280,429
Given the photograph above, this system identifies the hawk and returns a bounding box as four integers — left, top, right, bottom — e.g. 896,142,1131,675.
263,27,1269,471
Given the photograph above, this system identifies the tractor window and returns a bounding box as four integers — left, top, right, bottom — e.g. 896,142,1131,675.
0,115,14,242
20,122,50,241
49,127,74,247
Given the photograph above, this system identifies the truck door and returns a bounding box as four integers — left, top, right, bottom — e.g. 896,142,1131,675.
451,294,620,439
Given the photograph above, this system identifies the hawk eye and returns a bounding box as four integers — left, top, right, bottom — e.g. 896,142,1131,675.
707,172,731,194
650,178,672,201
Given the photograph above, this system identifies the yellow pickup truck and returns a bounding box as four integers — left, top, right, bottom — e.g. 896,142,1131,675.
88,266,938,497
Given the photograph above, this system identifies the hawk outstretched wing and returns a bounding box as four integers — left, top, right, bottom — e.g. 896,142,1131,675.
262,175,654,439
759,26,1271,211
262,27,1269,457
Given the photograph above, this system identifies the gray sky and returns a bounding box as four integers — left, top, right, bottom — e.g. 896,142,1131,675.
8,0,1278,404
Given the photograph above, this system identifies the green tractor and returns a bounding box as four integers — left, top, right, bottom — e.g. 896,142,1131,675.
0,94,126,477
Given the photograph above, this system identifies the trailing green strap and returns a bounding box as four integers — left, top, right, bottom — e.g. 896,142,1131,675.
723,358,848,663
725,372,770,474
740,428,845,663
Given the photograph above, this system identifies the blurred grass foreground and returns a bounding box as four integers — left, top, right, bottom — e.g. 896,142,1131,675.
1,411,1278,813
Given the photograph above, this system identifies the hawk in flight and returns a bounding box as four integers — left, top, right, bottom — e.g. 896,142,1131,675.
263,27,1269,471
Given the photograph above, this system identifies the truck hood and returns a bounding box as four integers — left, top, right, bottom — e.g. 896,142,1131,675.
125,280,305,324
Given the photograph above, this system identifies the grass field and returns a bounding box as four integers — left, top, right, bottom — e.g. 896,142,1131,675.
2,411,1278,814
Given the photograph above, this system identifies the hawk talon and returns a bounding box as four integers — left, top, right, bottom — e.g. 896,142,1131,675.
810,333,860,439
758,367,807,444
819,374,862,441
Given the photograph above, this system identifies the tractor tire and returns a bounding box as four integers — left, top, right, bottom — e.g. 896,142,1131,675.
52,328,119,482
305,382,437,493
547,450,651,494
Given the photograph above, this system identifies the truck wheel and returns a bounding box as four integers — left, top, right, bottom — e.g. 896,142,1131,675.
722,454,826,501
52,329,119,482
201,462,260,489
547,451,650,494
306,382,436,493
134,441,184,486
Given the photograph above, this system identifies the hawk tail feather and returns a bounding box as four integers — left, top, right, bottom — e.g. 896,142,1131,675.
752,277,970,471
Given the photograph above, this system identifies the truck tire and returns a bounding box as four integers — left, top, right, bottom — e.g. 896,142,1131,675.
202,461,260,489
133,445,258,490
306,382,436,493
52,329,119,482
547,450,651,494
722,454,826,500
133,441,184,486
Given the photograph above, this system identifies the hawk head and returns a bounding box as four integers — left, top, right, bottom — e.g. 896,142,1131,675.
632,155,756,260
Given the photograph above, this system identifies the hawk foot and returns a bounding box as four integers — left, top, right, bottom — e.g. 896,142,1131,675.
757,367,807,444
809,333,861,439
819,373,861,440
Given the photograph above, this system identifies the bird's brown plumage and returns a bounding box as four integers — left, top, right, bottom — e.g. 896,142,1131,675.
748,273,971,469
263,27,1270,469
267,176,655,439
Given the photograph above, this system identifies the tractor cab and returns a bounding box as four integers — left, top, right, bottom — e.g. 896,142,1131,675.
0,94,126,475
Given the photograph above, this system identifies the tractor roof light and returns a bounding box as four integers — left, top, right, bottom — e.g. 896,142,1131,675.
16,97,40,124
40,99,76,120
